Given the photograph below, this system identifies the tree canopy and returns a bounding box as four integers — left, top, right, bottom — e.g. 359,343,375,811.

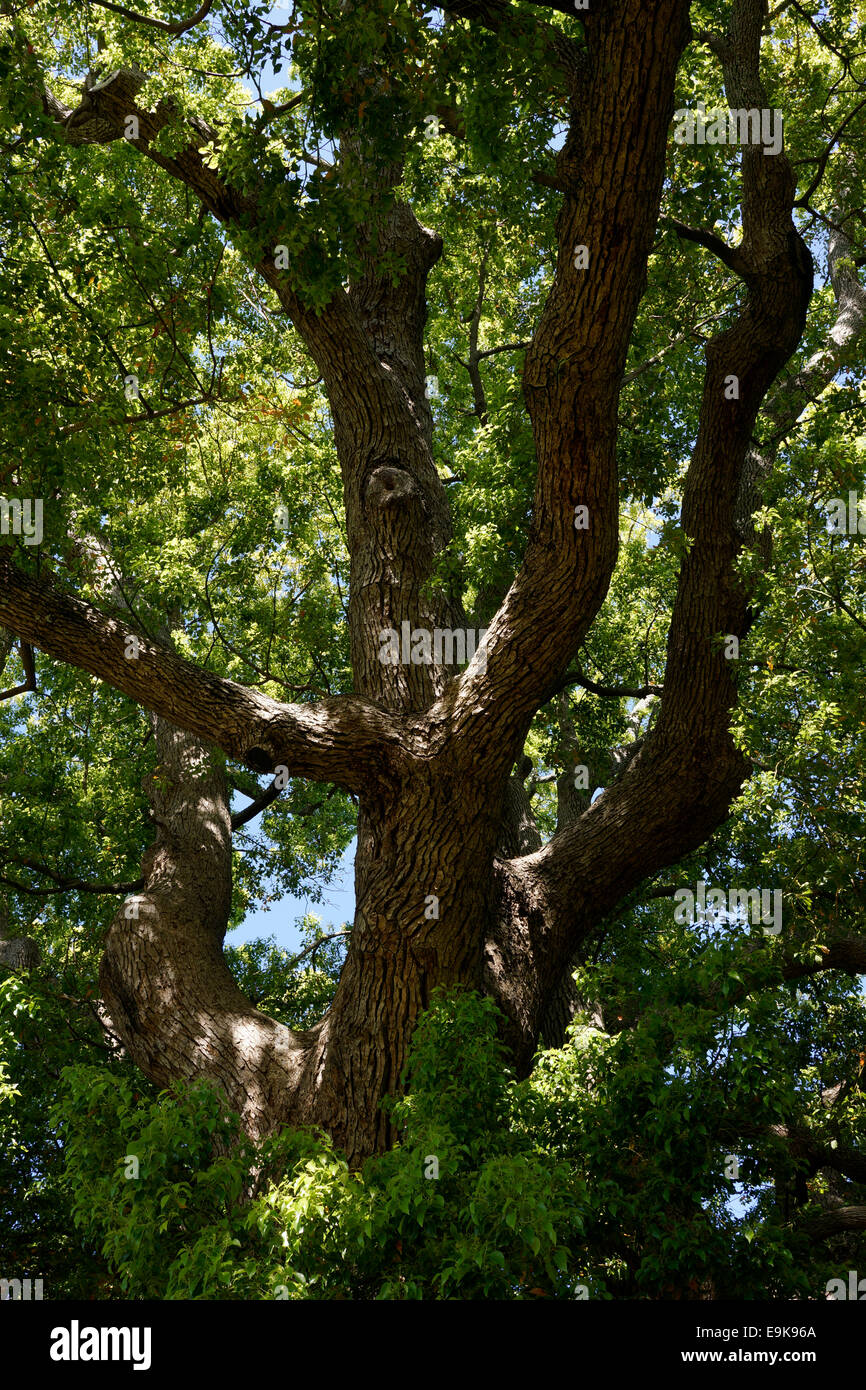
0,0,864,1306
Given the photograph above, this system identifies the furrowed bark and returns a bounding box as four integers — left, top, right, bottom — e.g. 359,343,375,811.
20,44,487,1162
449,0,693,764
484,0,815,1051
99,716,309,1141
39,62,465,710
309,0,699,1144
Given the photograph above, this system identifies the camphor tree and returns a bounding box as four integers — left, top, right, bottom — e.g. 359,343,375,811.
0,0,865,1262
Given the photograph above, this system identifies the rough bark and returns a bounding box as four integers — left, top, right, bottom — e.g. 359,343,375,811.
99,717,309,1140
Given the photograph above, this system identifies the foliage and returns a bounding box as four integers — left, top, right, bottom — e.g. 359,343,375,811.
48,986,865,1300
52,990,590,1300
0,914,345,1294
223,913,347,1028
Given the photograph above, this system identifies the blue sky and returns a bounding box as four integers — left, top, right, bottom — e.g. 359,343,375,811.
231,831,357,953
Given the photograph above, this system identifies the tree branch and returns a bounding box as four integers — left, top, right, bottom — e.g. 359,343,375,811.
230,776,285,830
58,394,229,437
491,0,813,1027
441,0,586,80
694,30,734,62
286,930,351,971
667,219,749,276
553,665,663,700
475,340,531,361
760,210,866,445
0,554,399,794
801,1205,866,1241
622,313,727,383
0,640,35,702
230,775,336,831
82,0,215,36
0,865,145,896
794,97,866,210
446,0,693,764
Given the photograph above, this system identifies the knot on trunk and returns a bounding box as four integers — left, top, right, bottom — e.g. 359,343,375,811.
53,67,146,145
364,462,418,512
243,745,275,774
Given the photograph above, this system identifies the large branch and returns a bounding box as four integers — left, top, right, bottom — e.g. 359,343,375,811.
39,68,427,472
653,929,866,1052
445,0,692,767
0,553,398,793
40,62,469,712
801,1205,866,1241
755,208,866,451
98,715,314,1140
83,0,214,34
486,0,815,1033
441,0,586,79
722,1122,866,1189
0,639,35,702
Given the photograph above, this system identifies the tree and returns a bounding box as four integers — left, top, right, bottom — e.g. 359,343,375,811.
0,0,864,1231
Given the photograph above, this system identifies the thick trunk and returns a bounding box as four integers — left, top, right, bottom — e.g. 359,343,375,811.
98,718,507,1164
99,717,309,1141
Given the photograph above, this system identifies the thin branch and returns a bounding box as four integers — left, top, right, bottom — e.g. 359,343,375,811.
285,929,350,971
554,665,664,700
794,96,866,209
257,92,306,127
230,775,285,830
59,394,226,437
465,247,491,423
0,641,35,702
474,340,531,361
667,219,749,276
530,168,569,192
0,861,145,896
623,312,727,382
84,0,214,36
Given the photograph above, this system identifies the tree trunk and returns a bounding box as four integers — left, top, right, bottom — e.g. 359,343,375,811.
99,716,310,1141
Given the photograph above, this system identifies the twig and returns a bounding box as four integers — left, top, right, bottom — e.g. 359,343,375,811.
0,641,36,702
